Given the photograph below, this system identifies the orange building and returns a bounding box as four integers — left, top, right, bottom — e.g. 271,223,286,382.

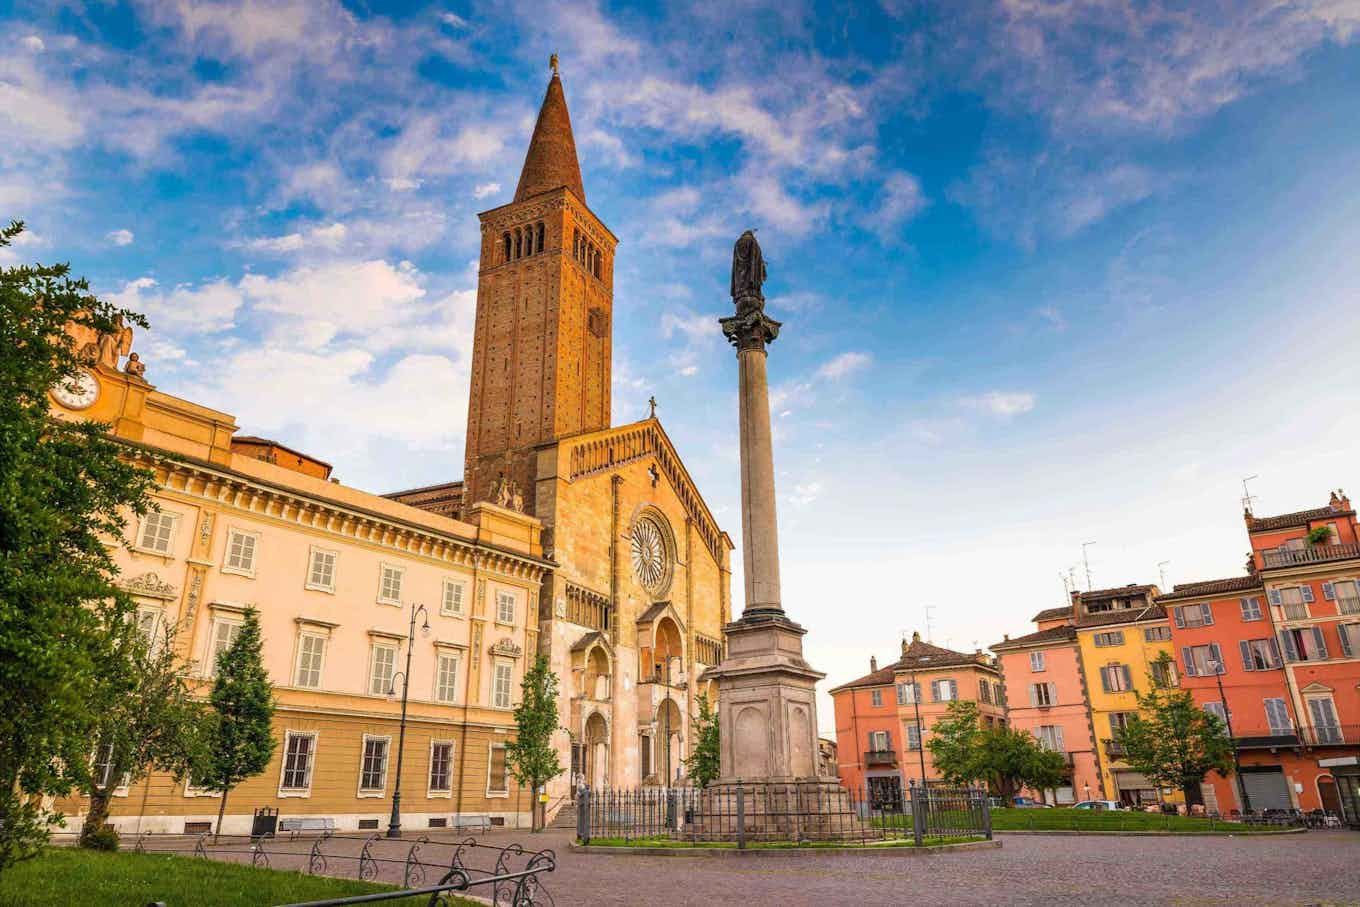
1163,491,1360,818
831,633,1004,806
992,623,1100,804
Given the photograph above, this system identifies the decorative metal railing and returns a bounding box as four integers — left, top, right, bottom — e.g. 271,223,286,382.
80,831,555,906
1262,542,1360,568
574,782,991,848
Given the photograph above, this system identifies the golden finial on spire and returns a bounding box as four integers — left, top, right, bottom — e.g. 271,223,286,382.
549,53,559,76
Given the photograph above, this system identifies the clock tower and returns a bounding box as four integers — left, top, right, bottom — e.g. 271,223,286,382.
461,61,617,516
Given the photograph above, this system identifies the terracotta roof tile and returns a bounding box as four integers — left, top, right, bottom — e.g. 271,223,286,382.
991,625,1077,650
1156,575,1263,602
829,636,987,692
1247,505,1352,531
1031,606,1073,623
1074,604,1166,628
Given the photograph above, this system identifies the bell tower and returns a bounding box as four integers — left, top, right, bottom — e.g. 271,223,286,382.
463,59,617,515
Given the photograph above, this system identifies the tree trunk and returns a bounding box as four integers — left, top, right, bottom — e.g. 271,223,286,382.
80,789,112,846
215,787,230,842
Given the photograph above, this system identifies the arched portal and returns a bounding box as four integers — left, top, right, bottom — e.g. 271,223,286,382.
584,711,609,789
584,644,611,701
652,616,683,683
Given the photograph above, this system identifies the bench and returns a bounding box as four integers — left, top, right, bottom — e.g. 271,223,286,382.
278,817,336,839
450,814,492,834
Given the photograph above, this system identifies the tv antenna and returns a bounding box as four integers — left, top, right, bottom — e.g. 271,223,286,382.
1158,560,1170,589
1081,541,1097,592
1241,475,1259,514
1060,570,1072,599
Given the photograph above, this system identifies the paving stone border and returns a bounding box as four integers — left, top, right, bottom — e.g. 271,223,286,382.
568,839,1002,857
995,827,1306,837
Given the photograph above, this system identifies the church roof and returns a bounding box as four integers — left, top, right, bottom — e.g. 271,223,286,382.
514,66,586,204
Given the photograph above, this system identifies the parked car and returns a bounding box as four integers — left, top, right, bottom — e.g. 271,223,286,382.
1071,800,1123,811
1011,797,1052,808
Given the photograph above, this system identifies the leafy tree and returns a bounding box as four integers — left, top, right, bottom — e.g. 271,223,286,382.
195,609,276,839
0,221,156,875
683,695,720,788
506,654,562,831
927,701,1067,799
80,621,203,847
1114,656,1233,804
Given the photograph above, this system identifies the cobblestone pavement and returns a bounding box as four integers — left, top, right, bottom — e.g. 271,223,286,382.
533,829,1360,907
153,826,1360,906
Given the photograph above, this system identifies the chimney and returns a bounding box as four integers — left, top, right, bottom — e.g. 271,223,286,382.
1341,489,1352,511
869,655,878,672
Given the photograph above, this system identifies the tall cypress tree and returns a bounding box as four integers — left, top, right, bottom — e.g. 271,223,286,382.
196,609,276,838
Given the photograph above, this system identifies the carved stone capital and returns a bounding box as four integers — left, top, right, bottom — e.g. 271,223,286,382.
719,307,782,352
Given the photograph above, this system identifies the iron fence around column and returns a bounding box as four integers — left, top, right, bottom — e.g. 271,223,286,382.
574,782,991,848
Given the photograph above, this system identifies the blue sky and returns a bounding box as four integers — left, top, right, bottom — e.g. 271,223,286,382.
6,1,1360,727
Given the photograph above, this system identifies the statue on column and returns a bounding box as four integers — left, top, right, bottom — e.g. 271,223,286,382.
721,230,781,350
730,230,766,305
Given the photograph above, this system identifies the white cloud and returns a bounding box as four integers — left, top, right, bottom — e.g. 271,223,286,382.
473,181,501,199
244,222,348,254
786,481,823,507
380,116,507,185
106,229,134,246
962,391,1037,418
440,12,469,29
21,35,44,52
977,0,1360,132
816,351,872,381
108,276,246,334
869,171,927,228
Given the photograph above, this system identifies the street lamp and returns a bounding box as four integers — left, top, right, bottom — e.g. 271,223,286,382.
386,602,430,838
1207,659,1251,814
909,670,927,788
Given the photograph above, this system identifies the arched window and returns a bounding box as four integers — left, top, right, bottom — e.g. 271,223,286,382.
594,253,601,279
573,229,580,260
536,222,545,254
514,228,522,259
502,233,511,262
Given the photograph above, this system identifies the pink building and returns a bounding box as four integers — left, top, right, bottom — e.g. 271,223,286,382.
992,623,1101,804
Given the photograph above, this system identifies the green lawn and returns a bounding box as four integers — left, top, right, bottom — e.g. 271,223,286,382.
0,847,474,907
991,807,1286,833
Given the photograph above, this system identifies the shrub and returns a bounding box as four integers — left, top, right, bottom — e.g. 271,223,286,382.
81,825,120,852
1308,526,1333,545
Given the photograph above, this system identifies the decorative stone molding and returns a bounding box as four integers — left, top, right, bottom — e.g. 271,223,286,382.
491,638,523,658
122,447,550,584
123,571,177,600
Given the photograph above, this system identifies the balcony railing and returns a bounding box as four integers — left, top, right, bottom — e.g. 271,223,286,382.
1236,731,1301,749
1234,725,1355,747
1103,739,1125,757
864,749,898,767
1262,542,1360,569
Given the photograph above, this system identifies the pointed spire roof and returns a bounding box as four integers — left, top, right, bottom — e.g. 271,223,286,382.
514,59,586,204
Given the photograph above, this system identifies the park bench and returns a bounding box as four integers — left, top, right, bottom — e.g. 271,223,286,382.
450,814,492,833
278,817,336,839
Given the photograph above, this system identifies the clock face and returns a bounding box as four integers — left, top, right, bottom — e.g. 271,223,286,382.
51,369,100,411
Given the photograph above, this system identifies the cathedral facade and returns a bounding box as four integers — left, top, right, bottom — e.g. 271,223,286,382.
389,65,733,799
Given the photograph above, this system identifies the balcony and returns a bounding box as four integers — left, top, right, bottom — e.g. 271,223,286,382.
1103,739,1125,757
1236,731,1301,749
864,749,898,767
1235,726,1355,748
1262,542,1360,569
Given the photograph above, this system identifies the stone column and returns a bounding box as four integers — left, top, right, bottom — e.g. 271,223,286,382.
736,343,782,614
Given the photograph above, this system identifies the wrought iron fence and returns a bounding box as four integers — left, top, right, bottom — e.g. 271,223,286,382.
54,830,554,906
575,781,991,848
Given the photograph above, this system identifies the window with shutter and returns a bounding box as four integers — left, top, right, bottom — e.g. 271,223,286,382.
1264,698,1292,734
905,723,922,751
1279,631,1300,662
1339,624,1360,658
1312,627,1329,659
1204,702,1228,724
1323,582,1336,600
441,579,466,616
1268,589,1282,606
1181,646,1197,677
223,529,258,576
306,548,337,592
1199,604,1214,626
1239,597,1263,621
1120,665,1133,690
1030,651,1046,672
1337,581,1360,615
1301,585,1315,603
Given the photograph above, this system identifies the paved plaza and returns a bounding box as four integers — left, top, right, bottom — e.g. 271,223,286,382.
542,829,1359,906
173,826,1360,906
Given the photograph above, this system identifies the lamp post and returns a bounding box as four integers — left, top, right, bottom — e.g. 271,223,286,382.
1206,659,1250,814
386,602,430,838
910,671,927,788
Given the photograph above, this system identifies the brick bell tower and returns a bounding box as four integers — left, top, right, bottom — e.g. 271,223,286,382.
463,57,617,516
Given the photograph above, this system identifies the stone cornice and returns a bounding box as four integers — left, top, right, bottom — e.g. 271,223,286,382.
121,443,551,584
